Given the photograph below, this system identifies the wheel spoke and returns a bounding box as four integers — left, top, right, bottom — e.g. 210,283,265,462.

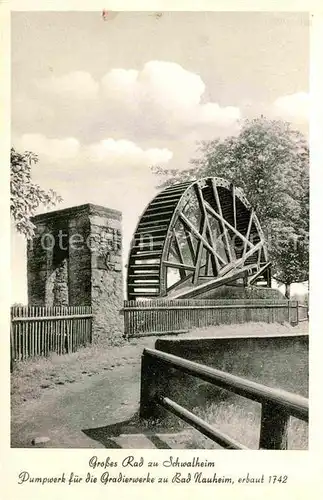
171,229,186,279
163,261,196,271
243,211,254,259
193,216,207,284
205,199,255,250
179,212,227,267
184,227,196,263
232,184,237,229
211,178,233,261
194,182,221,274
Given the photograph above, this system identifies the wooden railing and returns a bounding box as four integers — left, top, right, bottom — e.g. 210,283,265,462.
10,306,93,362
140,348,308,450
123,299,300,338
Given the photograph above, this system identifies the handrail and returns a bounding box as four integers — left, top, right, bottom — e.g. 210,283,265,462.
143,348,308,422
157,396,249,450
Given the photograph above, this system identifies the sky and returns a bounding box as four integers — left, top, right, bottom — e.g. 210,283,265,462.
11,11,309,302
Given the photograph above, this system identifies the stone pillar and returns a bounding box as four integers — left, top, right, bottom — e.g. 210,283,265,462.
88,207,123,342
27,204,124,343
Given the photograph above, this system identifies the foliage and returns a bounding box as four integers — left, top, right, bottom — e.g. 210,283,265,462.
10,147,62,239
152,117,309,295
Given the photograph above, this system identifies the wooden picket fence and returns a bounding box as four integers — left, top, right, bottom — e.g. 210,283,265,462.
10,306,93,362
123,299,301,339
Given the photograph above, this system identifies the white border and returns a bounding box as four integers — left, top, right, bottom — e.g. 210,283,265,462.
1,3,322,499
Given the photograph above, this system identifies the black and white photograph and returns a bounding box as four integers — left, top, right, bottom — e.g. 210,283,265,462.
8,9,311,457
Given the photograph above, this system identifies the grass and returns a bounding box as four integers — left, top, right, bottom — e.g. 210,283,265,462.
10,336,156,408
187,321,308,338
137,397,308,450
187,400,308,450
11,321,308,450
11,321,307,408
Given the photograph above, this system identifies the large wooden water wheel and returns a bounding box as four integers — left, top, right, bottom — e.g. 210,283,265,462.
127,177,271,300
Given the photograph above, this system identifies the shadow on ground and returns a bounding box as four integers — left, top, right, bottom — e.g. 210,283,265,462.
82,411,180,449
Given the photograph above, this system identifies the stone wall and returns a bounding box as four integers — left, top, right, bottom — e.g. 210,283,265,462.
27,203,124,343
155,334,308,398
27,222,49,306
89,209,123,343
68,210,91,306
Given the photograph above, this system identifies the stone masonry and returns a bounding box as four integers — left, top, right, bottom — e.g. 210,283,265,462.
27,204,123,342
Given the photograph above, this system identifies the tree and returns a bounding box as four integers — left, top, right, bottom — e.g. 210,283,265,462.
10,147,62,239
153,117,309,297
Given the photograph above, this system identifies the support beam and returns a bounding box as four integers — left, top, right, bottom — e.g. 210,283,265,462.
205,225,220,275
179,212,227,266
172,229,186,279
167,272,194,294
204,253,209,276
163,261,196,271
205,199,255,250
193,216,207,284
257,248,262,266
243,211,254,259
194,183,220,275
211,178,233,262
171,266,251,299
237,240,264,267
266,266,272,288
248,262,272,286
231,184,237,229
184,227,196,263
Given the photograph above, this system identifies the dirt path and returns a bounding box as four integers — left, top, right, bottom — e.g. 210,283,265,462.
11,323,308,449
11,362,143,448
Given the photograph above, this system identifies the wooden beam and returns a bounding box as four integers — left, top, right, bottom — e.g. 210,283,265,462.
194,182,206,214
204,251,209,276
172,229,186,279
205,199,255,249
259,402,289,449
240,240,263,264
217,260,239,278
211,178,233,262
257,248,262,266
194,183,220,275
232,184,237,229
171,267,251,299
166,272,194,294
205,225,220,275
248,262,272,286
215,242,263,283
163,261,196,271
184,227,196,263
193,215,207,284
242,211,254,259
266,266,272,288
179,212,227,266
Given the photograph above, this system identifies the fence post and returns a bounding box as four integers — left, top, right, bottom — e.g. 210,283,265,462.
140,352,169,421
121,304,127,339
289,300,299,327
10,323,14,373
295,300,299,325
259,402,289,449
